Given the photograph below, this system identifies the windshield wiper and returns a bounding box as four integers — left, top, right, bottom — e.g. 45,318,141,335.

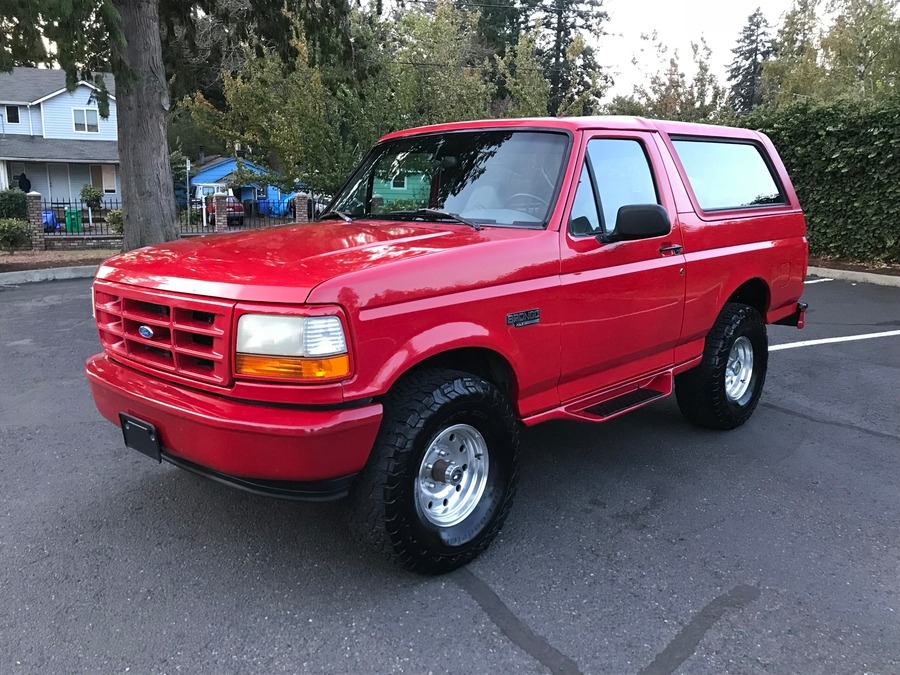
318,210,353,222
386,208,482,231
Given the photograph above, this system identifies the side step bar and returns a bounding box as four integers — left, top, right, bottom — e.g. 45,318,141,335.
584,388,665,418
524,372,673,426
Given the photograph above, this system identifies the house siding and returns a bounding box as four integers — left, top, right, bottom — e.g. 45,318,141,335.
41,85,117,142
2,105,43,136
29,105,42,135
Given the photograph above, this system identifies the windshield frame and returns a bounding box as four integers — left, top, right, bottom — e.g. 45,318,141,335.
323,127,574,230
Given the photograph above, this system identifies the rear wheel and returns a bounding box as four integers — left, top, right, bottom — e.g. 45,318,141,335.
349,369,519,574
675,303,768,430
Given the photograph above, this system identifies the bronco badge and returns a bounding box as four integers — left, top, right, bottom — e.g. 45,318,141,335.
506,309,540,328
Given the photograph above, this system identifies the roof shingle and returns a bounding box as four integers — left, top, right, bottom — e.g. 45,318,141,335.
0,136,118,163
0,67,115,104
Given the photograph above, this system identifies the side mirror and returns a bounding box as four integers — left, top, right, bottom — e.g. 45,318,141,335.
600,204,671,242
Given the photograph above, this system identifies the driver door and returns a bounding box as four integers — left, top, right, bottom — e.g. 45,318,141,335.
557,131,686,401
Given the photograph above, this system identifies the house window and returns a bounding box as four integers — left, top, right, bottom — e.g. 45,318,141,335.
74,109,100,133
5,105,20,124
392,175,406,189
90,164,117,194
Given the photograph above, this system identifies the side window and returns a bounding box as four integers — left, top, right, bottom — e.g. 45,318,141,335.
671,138,786,211
568,163,601,236
586,139,659,229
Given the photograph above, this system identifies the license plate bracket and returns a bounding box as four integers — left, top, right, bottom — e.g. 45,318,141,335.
119,413,162,463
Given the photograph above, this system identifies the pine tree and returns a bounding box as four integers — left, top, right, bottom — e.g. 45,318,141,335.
523,0,609,115
727,7,773,113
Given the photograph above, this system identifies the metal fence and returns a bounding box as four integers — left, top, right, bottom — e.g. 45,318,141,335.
41,199,122,236
39,197,319,239
177,198,306,235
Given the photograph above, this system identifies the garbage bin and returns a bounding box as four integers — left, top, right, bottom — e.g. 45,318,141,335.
65,208,83,233
256,199,270,216
42,210,58,232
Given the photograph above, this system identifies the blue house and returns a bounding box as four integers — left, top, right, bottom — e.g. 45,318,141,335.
0,67,120,203
190,155,293,215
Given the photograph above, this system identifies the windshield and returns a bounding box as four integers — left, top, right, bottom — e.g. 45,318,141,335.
329,130,569,228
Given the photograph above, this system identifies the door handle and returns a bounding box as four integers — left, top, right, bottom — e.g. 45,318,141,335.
658,244,683,255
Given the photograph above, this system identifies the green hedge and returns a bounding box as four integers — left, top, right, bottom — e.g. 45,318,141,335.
0,188,27,220
741,99,900,263
0,218,31,254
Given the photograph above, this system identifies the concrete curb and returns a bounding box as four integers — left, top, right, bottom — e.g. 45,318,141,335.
808,266,900,289
0,265,98,286
1,263,897,289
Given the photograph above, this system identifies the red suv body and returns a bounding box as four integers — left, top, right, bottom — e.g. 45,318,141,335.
86,117,807,572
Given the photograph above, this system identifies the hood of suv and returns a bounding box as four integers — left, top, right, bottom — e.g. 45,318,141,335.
96,220,493,302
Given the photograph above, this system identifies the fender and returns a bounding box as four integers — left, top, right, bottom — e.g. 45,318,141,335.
361,320,558,417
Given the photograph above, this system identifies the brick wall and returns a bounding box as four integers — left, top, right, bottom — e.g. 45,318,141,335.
44,236,123,250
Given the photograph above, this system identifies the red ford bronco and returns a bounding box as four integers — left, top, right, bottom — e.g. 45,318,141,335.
86,117,808,573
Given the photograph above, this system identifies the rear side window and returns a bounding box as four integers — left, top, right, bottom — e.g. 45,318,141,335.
672,138,786,211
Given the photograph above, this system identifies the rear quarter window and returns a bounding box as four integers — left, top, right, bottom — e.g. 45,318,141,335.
671,138,786,211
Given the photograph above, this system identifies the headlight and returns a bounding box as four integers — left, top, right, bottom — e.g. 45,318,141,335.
235,314,350,381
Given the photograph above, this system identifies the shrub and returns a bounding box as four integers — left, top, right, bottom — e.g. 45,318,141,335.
80,184,103,208
0,218,32,254
106,209,124,234
0,188,27,219
740,99,900,263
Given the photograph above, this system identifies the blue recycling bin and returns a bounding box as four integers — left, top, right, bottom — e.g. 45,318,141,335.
256,199,270,216
42,210,59,231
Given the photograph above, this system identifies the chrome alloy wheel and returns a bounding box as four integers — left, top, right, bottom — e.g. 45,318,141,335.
416,424,490,527
725,336,754,401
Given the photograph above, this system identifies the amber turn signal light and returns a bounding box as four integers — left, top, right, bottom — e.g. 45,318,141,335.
235,353,350,381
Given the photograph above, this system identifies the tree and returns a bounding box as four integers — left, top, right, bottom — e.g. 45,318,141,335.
0,0,352,251
820,0,900,100
523,0,609,115
760,0,827,105
631,39,727,122
495,30,550,117
391,4,492,126
728,8,773,113
188,40,333,194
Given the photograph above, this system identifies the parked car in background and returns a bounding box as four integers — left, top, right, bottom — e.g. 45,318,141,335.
205,195,244,227
191,183,228,211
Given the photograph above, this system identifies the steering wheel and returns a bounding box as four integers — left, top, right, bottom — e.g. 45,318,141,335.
503,192,550,216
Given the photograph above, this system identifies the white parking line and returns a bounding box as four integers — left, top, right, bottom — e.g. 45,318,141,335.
770,329,900,351
804,278,834,284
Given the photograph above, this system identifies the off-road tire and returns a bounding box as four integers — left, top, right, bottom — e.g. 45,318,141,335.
349,369,520,574
675,303,768,430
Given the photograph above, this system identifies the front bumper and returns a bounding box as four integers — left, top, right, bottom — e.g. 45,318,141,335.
85,354,383,494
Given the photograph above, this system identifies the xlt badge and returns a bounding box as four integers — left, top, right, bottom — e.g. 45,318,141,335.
506,309,540,328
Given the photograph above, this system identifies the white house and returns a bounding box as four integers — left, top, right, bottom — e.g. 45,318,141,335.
0,67,120,203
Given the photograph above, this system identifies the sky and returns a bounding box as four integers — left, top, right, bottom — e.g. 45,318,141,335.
601,0,796,98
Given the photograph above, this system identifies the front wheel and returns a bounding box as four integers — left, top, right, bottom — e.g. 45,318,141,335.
675,303,768,430
349,369,519,574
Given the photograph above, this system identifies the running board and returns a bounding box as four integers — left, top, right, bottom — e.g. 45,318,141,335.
523,372,673,426
584,387,664,417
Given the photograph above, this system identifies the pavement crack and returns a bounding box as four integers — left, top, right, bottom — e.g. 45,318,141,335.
451,567,583,675
638,584,761,675
761,402,900,441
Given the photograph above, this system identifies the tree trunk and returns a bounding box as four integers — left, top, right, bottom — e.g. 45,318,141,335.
113,0,179,251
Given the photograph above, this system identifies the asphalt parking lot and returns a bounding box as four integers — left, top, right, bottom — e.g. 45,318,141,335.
1,276,898,674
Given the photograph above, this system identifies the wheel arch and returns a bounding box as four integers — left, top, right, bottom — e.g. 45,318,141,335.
405,347,518,401
725,277,770,317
